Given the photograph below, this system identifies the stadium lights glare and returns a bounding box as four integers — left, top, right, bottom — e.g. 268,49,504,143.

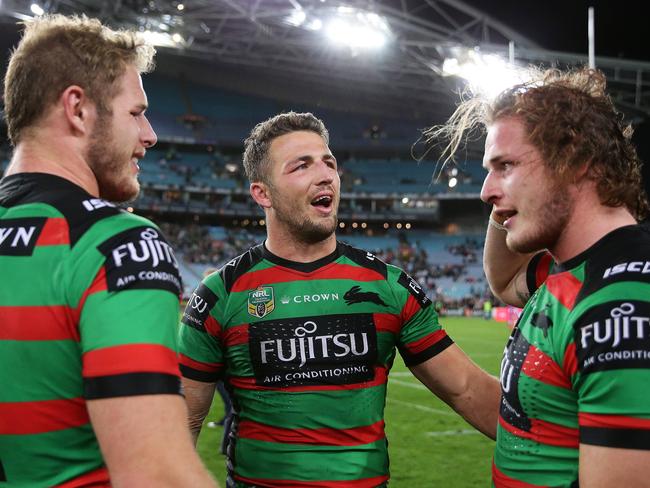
442,48,530,99
177,3,185,11
325,16,387,49
141,30,177,47
172,33,183,43
448,177,458,188
401,197,409,204
30,3,44,16
286,9,307,27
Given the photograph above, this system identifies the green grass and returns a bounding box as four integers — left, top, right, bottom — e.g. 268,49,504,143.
197,317,511,487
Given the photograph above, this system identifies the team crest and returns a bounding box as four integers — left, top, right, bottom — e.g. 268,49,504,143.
248,286,275,318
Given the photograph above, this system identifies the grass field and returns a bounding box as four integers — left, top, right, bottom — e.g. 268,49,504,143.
196,317,511,487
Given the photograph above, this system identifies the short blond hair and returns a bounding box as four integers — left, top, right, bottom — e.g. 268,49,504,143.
4,14,155,145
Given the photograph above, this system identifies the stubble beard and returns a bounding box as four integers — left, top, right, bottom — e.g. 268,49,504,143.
272,188,338,245
506,183,573,254
86,110,139,203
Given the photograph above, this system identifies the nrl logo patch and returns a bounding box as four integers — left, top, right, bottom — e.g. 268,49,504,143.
248,286,275,318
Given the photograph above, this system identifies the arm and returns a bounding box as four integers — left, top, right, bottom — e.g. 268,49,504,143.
483,210,535,307
409,343,500,439
579,444,650,487
182,377,217,445
88,394,218,487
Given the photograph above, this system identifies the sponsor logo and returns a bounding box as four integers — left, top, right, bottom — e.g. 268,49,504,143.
344,285,387,306
398,271,431,309
499,327,532,432
248,286,275,318
576,301,650,374
82,198,116,212
603,261,650,279
279,292,340,305
98,227,181,295
183,283,219,331
0,217,46,256
249,313,378,387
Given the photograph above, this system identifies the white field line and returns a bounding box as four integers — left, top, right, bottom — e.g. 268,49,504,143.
425,429,481,437
385,397,455,416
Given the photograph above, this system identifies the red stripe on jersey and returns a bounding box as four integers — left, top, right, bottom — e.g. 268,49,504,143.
238,419,385,446
373,312,400,334
82,344,180,377
579,412,650,430
56,466,110,488
179,353,223,374
36,217,69,246
492,461,549,488
0,397,89,434
234,474,389,488
0,305,79,341
223,324,249,347
205,315,222,337
400,294,421,323
74,267,108,317
499,416,578,448
562,342,578,377
230,365,388,392
544,272,582,311
403,329,448,355
521,345,571,389
535,253,553,289
231,264,384,293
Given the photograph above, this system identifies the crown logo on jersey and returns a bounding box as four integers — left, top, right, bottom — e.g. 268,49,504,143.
248,286,275,318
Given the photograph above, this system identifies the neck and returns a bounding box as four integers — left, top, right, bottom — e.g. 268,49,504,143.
264,223,337,263
550,185,637,263
5,132,99,197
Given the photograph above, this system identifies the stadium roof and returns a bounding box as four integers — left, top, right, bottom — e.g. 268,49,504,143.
1,0,650,125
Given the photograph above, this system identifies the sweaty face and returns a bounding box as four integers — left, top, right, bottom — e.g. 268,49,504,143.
265,131,340,244
480,117,574,254
86,65,157,203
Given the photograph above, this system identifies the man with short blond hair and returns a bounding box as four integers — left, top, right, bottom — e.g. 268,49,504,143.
0,15,216,487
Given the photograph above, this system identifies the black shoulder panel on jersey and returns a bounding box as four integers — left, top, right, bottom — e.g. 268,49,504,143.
219,244,265,293
338,241,388,279
0,173,124,246
574,225,650,306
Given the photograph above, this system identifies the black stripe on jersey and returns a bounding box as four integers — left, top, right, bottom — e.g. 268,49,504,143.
580,426,650,450
84,373,181,399
397,271,432,309
339,242,388,279
219,244,265,293
180,364,221,383
182,282,219,331
399,335,454,367
526,251,548,295
0,457,6,482
0,173,123,246
0,217,46,256
262,242,342,273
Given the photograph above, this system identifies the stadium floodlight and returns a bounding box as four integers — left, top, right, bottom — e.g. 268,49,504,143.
172,33,183,43
325,9,389,49
30,3,44,16
442,47,530,99
286,8,306,27
448,177,458,188
177,3,185,11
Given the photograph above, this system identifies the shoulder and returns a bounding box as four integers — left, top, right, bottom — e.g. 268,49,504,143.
337,241,388,279
215,243,266,293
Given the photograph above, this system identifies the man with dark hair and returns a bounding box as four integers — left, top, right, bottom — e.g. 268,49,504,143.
0,15,216,487
432,67,650,487
178,111,500,487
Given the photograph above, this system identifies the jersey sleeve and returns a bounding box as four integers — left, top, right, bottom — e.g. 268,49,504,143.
571,285,650,450
73,223,183,400
389,267,453,367
526,251,554,295
178,274,226,383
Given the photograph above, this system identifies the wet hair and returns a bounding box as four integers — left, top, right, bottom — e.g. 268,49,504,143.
242,111,329,184
4,14,155,145
426,67,648,220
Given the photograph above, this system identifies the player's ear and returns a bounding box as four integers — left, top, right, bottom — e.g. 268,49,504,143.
250,181,272,209
61,85,93,136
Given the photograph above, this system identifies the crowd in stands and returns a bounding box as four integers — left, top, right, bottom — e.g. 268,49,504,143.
161,222,496,313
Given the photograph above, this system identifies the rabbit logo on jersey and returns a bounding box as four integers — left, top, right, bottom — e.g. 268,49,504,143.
249,313,378,387
98,226,181,295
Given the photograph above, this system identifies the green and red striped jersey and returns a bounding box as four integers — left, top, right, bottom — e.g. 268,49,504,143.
179,242,452,487
493,224,650,488
0,173,183,487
